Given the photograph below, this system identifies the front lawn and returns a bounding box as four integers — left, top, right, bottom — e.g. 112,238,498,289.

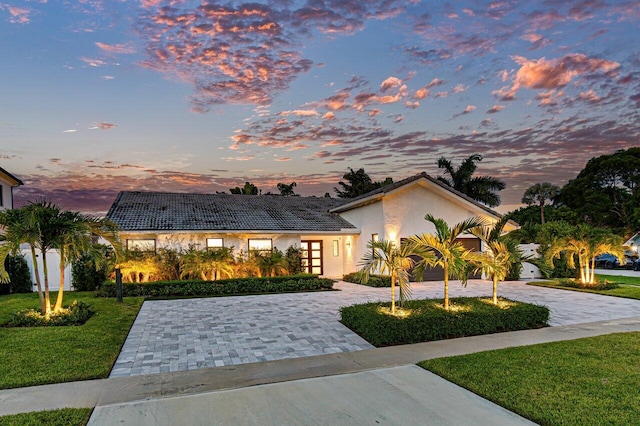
0,292,143,389
529,280,640,300
0,408,92,426
420,332,640,425
595,274,640,286
340,297,549,347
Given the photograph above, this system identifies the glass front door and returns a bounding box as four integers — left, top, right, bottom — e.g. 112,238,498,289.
301,240,323,275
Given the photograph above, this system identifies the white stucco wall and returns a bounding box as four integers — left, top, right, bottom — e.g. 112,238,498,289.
0,176,13,210
519,243,542,279
339,181,504,274
121,232,301,256
300,234,346,278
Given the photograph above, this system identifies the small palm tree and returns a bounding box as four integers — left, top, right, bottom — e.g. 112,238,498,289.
468,218,524,304
358,239,423,314
254,248,287,277
547,225,623,285
408,214,486,310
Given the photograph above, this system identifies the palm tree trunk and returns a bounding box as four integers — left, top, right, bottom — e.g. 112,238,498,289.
540,202,545,224
590,258,596,284
443,264,449,310
492,276,498,304
42,250,51,315
391,271,396,314
54,246,65,312
29,245,45,314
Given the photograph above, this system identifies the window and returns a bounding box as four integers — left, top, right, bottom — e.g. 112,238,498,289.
333,240,339,257
248,239,272,254
127,239,156,252
206,238,224,249
372,233,379,242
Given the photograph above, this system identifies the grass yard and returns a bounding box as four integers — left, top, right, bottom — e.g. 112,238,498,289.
0,292,143,390
595,274,640,286
0,408,92,426
420,332,640,425
529,280,640,300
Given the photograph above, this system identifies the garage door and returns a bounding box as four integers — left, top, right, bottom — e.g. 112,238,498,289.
407,238,482,282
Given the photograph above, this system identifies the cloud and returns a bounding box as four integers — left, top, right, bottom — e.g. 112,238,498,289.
63,129,77,133
380,76,403,92
413,87,429,99
486,105,505,113
95,42,136,54
80,57,107,67
322,111,336,120
578,89,600,103
280,109,319,117
98,122,117,130
137,0,409,110
496,54,620,100
275,157,291,162
3,5,31,24
463,105,476,114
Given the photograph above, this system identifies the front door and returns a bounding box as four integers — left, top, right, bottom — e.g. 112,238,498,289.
301,240,323,275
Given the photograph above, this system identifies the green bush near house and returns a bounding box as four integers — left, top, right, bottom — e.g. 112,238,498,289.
342,272,391,287
340,297,549,347
98,274,333,298
3,254,32,294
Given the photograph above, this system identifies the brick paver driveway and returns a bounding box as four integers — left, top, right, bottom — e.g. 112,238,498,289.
110,280,640,377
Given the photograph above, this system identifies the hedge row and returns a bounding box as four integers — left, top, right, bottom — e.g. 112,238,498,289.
98,274,333,298
340,297,549,347
342,272,391,287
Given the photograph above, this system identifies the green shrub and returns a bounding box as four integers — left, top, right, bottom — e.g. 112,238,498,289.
98,274,333,298
3,254,32,294
343,272,391,287
285,245,303,275
556,278,619,290
71,245,114,291
5,301,94,327
340,297,549,347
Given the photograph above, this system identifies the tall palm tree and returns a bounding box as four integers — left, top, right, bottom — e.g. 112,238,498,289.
521,182,560,224
437,154,506,207
53,211,121,311
468,218,523,304
0,208,45,312
358,239,423,314
547,225,623,285
408,214,486,310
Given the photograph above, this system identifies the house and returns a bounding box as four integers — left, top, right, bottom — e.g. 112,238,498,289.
623,233,640,258
0,166,23,210
106,172,517,279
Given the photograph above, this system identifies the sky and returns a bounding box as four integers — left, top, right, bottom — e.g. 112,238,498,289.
1,0,639,215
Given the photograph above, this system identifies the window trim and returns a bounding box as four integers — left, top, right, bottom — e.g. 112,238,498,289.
126,238,156,252
248,238,273,254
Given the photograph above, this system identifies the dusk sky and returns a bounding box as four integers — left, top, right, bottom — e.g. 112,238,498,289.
2,0,639,214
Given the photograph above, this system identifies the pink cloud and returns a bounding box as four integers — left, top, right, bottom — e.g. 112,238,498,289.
95,42,136,54
275,157,291,162
281,109,319,117
486,105,505,113
380,76,403,92
5,5,31,24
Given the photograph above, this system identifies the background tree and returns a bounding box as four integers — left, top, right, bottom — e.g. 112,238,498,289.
277,182,297,196
2,253,32,294
408,214,485,309
230,182,260,195
522,182,560,224
436,154,506,207
358,239,418,314
557,147,640,232
334,168,393,198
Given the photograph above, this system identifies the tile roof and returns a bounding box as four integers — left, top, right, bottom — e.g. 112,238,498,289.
106,191,356,232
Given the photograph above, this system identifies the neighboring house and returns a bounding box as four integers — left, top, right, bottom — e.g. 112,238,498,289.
0,166,23,210
106,172,517,279
623,233,640,256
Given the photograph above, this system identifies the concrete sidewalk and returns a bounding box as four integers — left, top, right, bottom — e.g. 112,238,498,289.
1,316,639,418
88,365,535,425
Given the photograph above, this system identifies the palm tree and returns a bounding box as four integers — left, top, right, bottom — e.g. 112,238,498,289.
468,218,523,304
334,167,393,198
437,154,506,207
408,214,486,310
0,208,46,312
254,248,287,277
547,225,623,285
521,182,560,224
358,239,422,314
53,211,121,311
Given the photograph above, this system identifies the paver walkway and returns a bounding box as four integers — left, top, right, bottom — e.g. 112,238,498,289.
111,280,640,377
